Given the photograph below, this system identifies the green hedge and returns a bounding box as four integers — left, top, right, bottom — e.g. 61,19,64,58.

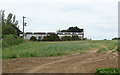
95,68,120,75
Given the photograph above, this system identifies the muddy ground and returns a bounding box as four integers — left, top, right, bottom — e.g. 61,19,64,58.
2,49,118,73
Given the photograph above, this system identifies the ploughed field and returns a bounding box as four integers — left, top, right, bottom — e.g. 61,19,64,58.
2,40,118,73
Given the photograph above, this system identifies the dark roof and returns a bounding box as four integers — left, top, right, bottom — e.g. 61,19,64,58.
11,25,22,36
26,32,32,34
21,32,84,35
34,32,46,34
11,25,22,32
47,32,55,34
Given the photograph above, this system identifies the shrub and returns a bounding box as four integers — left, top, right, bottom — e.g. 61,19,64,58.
72,35,79,40
42,36,49,41
30,36,37,41
42,34,60,41
61,36,72,41
95,68,120,75
48,34,60,41
2,34,23,48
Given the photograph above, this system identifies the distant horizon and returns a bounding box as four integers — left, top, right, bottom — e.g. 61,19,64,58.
0,0,118,40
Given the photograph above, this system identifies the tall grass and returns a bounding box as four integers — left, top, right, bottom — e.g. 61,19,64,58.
2,40,118,59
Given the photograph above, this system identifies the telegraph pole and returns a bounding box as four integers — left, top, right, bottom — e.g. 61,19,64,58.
23,16,26,38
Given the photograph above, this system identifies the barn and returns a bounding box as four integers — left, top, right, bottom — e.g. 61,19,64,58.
20,31,84,40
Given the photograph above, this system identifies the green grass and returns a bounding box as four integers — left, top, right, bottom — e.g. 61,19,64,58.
2,40,118,59
97,48,106,53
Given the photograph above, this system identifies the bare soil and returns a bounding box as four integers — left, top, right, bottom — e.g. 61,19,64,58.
2,49,118,73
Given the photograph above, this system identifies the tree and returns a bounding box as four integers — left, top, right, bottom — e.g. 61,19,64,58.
60,26,83,32
1,10,5,26
2,25,17,36
2,11,19,37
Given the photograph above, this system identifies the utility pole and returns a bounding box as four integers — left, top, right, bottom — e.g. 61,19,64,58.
23,16,26,38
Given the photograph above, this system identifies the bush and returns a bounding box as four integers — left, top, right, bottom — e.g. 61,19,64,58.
42,34,60,41
42,36,49,41
95,68,120,75
61,36,72,41
72,35,80,40
2,34,23,48
30,36,37,41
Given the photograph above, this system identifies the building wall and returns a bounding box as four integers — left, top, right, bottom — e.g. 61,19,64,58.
20,32,84,40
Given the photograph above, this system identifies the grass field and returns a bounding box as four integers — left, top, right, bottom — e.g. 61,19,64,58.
2,40,118,59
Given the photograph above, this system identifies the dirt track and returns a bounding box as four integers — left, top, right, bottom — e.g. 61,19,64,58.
3,49,118,73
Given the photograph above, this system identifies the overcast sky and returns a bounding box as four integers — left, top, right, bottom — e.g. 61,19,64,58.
0,0,119,40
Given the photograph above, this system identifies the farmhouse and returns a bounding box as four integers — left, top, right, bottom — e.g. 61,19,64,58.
11,25,84,40
20,31,84,40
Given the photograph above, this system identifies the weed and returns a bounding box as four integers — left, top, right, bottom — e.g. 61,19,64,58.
97,48,106,53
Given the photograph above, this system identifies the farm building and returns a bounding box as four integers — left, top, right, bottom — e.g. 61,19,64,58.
20,31,84,40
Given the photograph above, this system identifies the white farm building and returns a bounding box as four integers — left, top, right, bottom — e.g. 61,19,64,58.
20,32,84,40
